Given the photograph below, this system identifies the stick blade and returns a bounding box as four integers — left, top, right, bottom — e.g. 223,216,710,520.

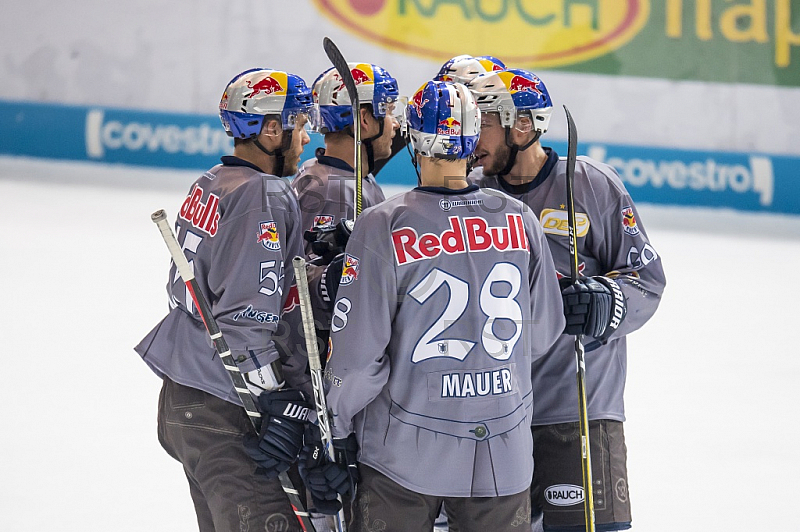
323,37,357,102
564,104,577,180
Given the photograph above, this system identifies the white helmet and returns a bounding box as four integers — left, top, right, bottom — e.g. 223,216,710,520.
434,55,506,85
310,62,399,134
467,68,552,133
219,68,312,139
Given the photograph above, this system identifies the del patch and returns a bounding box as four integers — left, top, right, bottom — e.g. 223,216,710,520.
621,206,640,236
258,221,281,250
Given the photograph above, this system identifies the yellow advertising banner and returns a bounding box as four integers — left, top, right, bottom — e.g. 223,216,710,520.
314,0,800,86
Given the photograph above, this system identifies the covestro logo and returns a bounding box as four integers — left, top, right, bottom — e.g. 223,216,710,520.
313,0,649,67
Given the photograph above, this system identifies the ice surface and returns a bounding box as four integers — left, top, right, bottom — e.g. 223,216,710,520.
1,156,799,531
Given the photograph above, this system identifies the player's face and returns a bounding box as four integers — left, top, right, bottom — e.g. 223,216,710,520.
369,103,399,162
473,112,510,176
283,113,311,176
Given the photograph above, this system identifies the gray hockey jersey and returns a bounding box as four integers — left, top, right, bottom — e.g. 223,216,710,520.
472,148,667,425
324,184,565,497
292,153,387,324
135,156,310,405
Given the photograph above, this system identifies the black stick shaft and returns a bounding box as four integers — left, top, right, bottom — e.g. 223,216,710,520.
323,37,362,220
563,106,596,532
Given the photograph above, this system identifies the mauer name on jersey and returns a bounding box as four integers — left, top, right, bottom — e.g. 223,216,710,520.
392,214,529,265
442,368,513,398
179,184,220,236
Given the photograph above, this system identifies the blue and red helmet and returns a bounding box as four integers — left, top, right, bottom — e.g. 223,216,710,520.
310,62,399,133
435,54,506,85
406,80,480,159
219,68,313,139
468,68,553,133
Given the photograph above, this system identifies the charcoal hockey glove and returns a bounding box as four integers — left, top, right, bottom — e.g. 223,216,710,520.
243,388,312,478
298,424,360,515
561,276,627,341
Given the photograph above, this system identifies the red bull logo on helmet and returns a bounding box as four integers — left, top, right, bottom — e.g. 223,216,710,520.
340,254,360,286
478,58,505,72
498,71,543,95
258,221,281,250
410,84,429,119
437,117,461,135
246,73,286,98
336,63,375,92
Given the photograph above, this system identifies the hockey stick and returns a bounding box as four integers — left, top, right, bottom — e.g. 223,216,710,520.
563,106,596,532
323,36,362,220
292,256,347,532
150,209,315,532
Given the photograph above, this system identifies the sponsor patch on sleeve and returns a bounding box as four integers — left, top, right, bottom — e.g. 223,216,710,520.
621,206,640,236
340,254,360,286
313,215,335,230
257,221,281,250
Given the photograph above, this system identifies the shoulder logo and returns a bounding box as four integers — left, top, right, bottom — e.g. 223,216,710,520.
340,254,360,286
621,206,640,235
258,221,281,250
539,208,589,237
313,214,336,230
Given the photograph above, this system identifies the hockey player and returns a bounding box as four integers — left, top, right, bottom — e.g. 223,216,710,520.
134,68,315,532
468,68,667,531
291,62,399,345
298,80,566,531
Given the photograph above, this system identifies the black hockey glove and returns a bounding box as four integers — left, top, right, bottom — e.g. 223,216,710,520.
561,276,627,341
298,424,360,515
243,388,312,479
305,219,354,266
319,253,345,309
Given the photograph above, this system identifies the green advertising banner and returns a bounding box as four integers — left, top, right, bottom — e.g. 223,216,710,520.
314,0,800,87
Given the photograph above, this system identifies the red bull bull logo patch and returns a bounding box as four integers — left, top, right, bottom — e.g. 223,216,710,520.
340,254,360,286
246,74,286,98
437,117,461,135
258,221,281,250
313,215,336,229
621,206,640,236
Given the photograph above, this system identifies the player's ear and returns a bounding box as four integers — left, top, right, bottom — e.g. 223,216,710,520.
359,107,377,135
258,117,283,149
262,117,282,137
